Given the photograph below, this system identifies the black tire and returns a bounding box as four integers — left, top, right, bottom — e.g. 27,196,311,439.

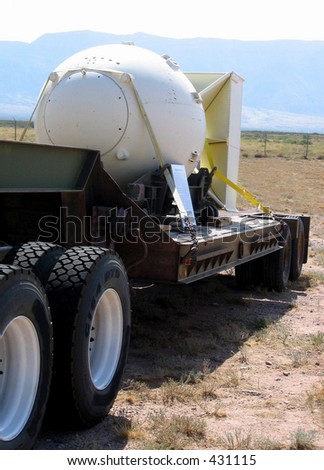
45,246,131,427
235,258,264,289
3,242,65,286
263,224,292,292
289,219,305,281
0,265,53,450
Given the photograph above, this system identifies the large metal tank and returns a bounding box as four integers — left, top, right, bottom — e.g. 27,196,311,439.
34,43,206,188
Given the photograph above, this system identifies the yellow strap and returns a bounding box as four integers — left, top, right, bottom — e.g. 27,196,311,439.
204,141,272,215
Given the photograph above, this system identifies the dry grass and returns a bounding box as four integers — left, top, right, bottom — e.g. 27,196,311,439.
311,331,324,348
160,379,197,405
0,121,35,142
115,408,201,450
218,429,253,450
113,409,148,441
238,157,324,216
241,131,324,160
239,132,324,219
141,412,207,450
307,382,324,426
290,428,317,450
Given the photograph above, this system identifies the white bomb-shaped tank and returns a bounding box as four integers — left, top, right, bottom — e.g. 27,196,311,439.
34,44,206,188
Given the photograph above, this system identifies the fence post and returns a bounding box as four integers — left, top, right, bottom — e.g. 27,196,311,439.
12,117,17,141
305,134,309,159
264,131,267,157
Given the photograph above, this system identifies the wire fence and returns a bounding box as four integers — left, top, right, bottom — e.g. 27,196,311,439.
241,131,324,160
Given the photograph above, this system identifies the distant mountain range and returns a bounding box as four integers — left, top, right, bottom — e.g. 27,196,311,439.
1,31,324,132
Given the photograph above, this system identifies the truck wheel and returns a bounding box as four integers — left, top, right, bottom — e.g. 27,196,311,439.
263,224,292,292
45,246,131,427
4,242,65,286
0,265,52,449
235,258,263,289
289,219,305,281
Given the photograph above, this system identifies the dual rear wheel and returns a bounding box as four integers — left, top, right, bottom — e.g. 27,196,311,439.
45,246,131,427
235,219,305,292
0,243,130,449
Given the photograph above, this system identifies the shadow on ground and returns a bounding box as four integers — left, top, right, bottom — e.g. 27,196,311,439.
125,273,307,384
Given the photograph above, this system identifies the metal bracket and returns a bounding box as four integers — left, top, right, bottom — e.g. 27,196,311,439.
164,164,196,231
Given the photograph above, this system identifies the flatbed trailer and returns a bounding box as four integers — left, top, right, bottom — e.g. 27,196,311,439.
0,140,309,286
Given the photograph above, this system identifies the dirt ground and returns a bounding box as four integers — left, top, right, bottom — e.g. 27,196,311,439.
36,224,324,450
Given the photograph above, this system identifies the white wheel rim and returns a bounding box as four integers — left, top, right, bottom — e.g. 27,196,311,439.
0,316,40,441
88,288,123,390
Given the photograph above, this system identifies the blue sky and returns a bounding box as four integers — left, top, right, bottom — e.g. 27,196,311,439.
2,0,324,42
